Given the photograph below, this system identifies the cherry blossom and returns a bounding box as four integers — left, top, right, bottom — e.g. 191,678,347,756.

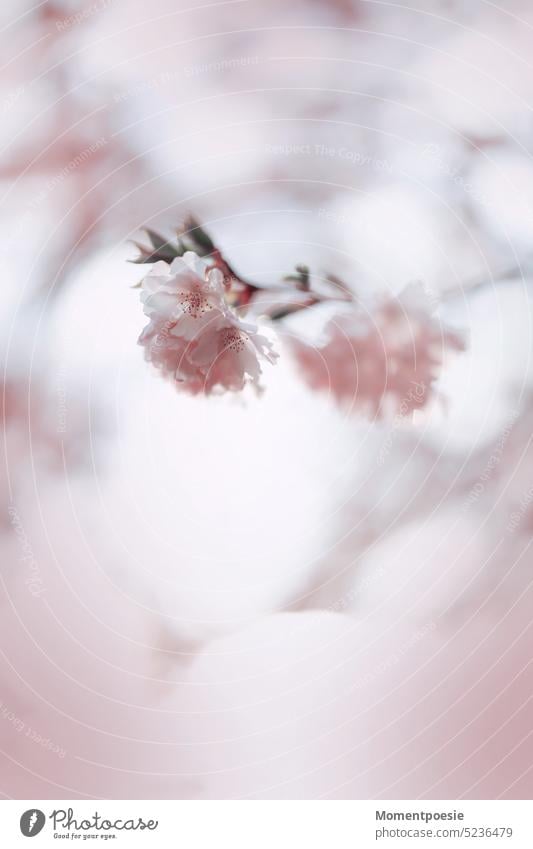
138,252,277,394
288,286,465,417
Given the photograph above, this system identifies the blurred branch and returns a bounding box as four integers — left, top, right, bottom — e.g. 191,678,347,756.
443,254,533,301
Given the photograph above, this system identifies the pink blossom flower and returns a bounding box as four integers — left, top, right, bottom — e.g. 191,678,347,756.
289,286,465,417
138,252,277,394
189,318,277,394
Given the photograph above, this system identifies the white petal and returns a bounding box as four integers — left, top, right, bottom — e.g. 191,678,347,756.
207,266,225,292
181,251,208,279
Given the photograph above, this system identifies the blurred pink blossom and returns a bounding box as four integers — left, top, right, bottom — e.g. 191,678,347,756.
289,287,465,417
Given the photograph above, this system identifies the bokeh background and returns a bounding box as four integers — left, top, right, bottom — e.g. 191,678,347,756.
1,0,533,799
